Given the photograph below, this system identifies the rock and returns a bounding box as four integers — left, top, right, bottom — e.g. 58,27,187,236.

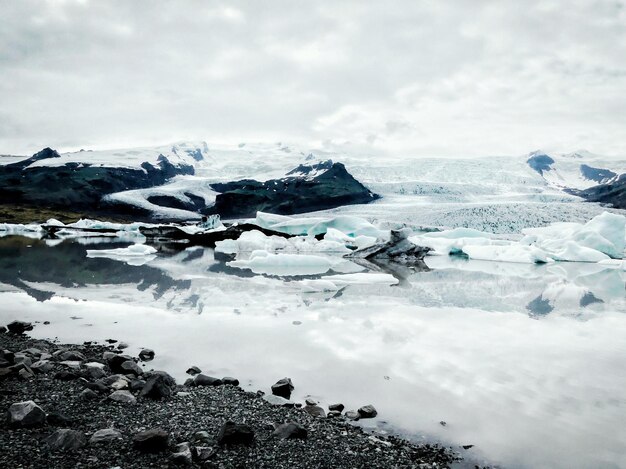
90,428,123,444
13,353,32,366
183,378,194,387
106,354,134,373
45,429,87,451
140,371,177,400
348,228,431,263
138,348,155,361
59,360,82,369
133,428,169,453
109,390,136,404
110,378,129,390
6,321,33,334
0,368,13,380
117,342,129,349
262,394,295,407
186,366,201,375
84,381,109,394
80,388,99,400
85,366,106,380
194,446,216,461
120,360,143,376
7,400,46,427
193,374,223,387
328,403,345,413
271,377,294,399
31,360,54,374
222,376,239,386
216,421,254,445
345,410,360,421
0,326,6,333
273,422,307,440
170,442,193,466
305,398,317,406
304,404,326,418
1,349,15,363
129,378,146,392
58,350,85,361
357,404,378,419
18,367,35,380
54,371,79,381
193,431,212,444
327,410,342,418
46,412,73,427
102,351,117,361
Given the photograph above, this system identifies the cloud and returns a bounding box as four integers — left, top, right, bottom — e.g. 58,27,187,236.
0,0,625,157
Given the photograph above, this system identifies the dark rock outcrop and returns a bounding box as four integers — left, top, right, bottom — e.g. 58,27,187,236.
133,428,169,453
527,152,555,175
207,161,379,219
6,321,33,335
140,371,177,400
348,229,431,263
576,173,626,209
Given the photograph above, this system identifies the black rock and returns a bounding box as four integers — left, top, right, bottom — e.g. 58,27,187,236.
140,371,176,400
6,400,46,427
57,350,86,361
138,348,155,361
89,428,123,444
357,404,378,418
344,410,360,421
54,371,79,381
84,381,109,394
327,410,342,418
186,366,201,375
348,229,431,263
45,429,87,452
272,422,307,440
1,349,15,364
193,374,223,387
170,441,193,466
0,326,6,333
79,388,99,400
304,404,326,418
133,428,169,453
6,321,34,335
120,360,143,376
46,412,74,427
216,421,254,445
129,378,146,392
222,376,239,386
271,377,294,399
328,403,345,413
107,354,134,373
194,446,216,461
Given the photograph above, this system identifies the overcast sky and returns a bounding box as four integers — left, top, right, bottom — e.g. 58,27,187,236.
1,0,626,157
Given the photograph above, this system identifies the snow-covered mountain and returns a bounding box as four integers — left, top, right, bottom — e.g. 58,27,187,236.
2,141,626,229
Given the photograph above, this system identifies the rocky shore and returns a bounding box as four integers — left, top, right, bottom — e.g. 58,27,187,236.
1,321,459,468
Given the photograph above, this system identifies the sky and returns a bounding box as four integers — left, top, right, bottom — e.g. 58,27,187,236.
1,0,626,158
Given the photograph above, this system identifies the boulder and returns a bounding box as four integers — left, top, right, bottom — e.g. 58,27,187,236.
328,403,344,413
304,404,326,418
7,400,46,427
327,410,342,418
46,412,73,427
79,388,99,400
133,428,169,453
84,381,109,394
344,410,360,421
273,422,307,440
31,360,54,374
57,350,86,361
193,374,223,387
263,394,295,407
140,371,176,400
120,360,143,376
170,442,193,466
106,354,134,373
186,366,201,375
138,349,155,361
357,404,378,419
216,421,254,445
6,321,33,334
109,390,136,404
129,378,146,392
45,429,87,452
90,428,123,444
271,377,294,399
222,376,239,386
194,446,216,461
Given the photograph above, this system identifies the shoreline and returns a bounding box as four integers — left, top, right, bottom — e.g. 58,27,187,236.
1,324,461,468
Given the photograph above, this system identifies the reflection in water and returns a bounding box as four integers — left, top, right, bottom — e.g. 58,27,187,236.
0,236,625,469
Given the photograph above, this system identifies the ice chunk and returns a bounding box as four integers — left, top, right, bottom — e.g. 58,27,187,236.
306,216,385,238
45,218,65,227
299,273,399,292
227,251,334,276
87,244,157,257
537,240,609,263
462,245,551,264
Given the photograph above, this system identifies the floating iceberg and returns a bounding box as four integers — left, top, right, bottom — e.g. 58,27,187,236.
299,273,399,292
227,251,336,276
86,244,158,265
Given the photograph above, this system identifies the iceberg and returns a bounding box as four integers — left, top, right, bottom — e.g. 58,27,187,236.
227,251,335,276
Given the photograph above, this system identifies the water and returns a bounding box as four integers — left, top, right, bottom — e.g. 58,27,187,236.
1,235,625,468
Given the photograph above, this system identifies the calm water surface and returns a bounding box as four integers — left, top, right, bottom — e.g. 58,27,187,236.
1,235,625,468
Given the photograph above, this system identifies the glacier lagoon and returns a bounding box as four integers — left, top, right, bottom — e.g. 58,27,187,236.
1,235,625,468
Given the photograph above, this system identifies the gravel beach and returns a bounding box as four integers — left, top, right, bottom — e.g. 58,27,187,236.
0,325,460,468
